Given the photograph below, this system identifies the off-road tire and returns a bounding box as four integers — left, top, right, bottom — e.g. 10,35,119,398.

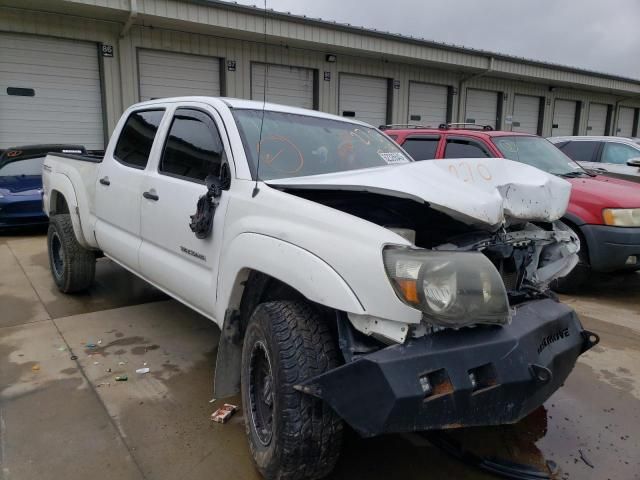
47,214,96,293
241,300,343,480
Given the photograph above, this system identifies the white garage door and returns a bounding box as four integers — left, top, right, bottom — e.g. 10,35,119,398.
339,74,388,127
138,50,221,101
511,95,540,134
251,63,314,110
552,100,578,136
617,107,635,137
408,82,448,127
465,89,499,129
0,33,104,150
587,103,608,136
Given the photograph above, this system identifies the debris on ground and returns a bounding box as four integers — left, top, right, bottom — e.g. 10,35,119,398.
31,364,40,372
118,361,126,366
57,346,66,351
115,375,128,382
209,398,216,403
86,343,97,348
93,361,100,365
578,449,594,468
97,340,102,345
211,404,238,424
97,382,111,388
136,367,150,374
70,355,78,360
106,368,112,373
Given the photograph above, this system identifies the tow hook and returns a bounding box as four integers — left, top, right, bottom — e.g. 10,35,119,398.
580,330,600,353
529,364,553,385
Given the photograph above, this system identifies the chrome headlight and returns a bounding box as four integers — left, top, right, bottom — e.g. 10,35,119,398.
603,208,640,227
383,247,510,328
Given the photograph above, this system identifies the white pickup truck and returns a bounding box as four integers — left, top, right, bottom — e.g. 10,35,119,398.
43,97,598,480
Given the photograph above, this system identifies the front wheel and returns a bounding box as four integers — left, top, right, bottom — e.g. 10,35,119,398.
48,214,96,293
241,301,343,480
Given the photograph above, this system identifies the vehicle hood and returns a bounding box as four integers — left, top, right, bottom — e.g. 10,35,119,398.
0,175,43,197
267,158,571,227
568,175,640,208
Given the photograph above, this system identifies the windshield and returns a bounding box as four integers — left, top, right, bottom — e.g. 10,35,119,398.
492,136,586,176
0,157,45,177
232,109,412,180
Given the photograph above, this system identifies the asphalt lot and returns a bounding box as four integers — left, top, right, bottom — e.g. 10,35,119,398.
1,230,639,480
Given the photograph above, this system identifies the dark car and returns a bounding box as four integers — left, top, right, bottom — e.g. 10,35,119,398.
0,145,86,228
383,124,640,291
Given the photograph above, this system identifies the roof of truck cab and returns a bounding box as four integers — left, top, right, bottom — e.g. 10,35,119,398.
131,96,371,127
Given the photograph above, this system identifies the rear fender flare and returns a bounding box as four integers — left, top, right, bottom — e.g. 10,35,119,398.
48,175,89,248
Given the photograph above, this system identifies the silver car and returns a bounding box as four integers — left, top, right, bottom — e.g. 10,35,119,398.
548,136,640,179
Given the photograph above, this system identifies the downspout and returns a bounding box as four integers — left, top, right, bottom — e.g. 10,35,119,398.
120,0,138,38
612,94,640,135
457,56,494,123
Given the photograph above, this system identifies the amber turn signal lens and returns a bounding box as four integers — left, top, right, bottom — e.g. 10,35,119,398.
397,279,419,304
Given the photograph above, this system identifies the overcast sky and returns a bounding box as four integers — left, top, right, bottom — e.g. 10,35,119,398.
232,0,640,80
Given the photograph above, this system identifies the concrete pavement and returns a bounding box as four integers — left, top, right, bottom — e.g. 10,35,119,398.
1,234,639,480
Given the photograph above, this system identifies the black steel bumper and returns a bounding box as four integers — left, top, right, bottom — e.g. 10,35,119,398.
581,224,640,272
299,299,597,437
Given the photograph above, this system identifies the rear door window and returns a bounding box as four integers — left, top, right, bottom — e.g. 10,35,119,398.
601,142,640,164
443,137,491,158
558,141,600,162
114,110,165,169
159,108,224,182
401,137,440,160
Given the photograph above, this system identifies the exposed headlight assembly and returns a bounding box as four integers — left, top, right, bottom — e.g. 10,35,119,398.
383,247,510,328
602,208,640,227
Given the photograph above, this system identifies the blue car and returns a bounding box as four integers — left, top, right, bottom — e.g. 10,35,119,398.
0,145,86,228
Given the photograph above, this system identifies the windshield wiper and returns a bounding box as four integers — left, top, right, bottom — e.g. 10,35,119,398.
556,171,591,178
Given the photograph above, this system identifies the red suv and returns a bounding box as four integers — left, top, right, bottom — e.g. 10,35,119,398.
383,124,640,291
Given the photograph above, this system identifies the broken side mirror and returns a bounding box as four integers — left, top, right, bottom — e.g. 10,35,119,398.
189,164,231,239
626,157,640,168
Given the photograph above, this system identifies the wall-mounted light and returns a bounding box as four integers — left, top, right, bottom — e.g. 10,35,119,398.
325,54,337,63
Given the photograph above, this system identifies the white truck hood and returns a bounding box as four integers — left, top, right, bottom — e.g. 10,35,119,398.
267,158,571,228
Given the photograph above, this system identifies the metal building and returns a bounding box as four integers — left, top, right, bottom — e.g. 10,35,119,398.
1,0,639,149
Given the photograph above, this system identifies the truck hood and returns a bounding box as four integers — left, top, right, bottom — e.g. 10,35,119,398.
267,158,571,227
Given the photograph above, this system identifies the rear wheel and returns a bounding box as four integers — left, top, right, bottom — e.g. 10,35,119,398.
47,214,96,293
241,300,343,480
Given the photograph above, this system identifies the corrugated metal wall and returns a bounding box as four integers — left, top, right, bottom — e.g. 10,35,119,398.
2,2,640,143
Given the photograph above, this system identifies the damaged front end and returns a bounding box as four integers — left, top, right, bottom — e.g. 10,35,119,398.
273,159,595,436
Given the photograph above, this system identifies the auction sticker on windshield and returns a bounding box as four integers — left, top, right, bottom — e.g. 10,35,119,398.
379,151,410,164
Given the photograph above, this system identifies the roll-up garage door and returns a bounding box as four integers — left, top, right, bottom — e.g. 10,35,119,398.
0,33,104,150
465,89,499,129
408,82,448,127
339,74,388,127
251,63,314,110
552,100,578,136
617,107,635,137
511,95,540,134
587,103,608,136
138,50,221,101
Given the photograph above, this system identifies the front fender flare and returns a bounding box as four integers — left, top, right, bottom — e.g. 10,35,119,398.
216,233,365,320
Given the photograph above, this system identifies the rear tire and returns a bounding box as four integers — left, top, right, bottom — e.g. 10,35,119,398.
47,214,96,293
241,300,343,480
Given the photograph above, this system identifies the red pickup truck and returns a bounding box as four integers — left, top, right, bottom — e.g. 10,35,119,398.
383,124,640,291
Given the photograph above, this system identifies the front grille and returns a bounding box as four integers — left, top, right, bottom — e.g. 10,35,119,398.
1,200,42,214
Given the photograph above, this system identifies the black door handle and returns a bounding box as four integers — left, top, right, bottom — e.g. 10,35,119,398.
142,191,159,201
99,177,110,186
